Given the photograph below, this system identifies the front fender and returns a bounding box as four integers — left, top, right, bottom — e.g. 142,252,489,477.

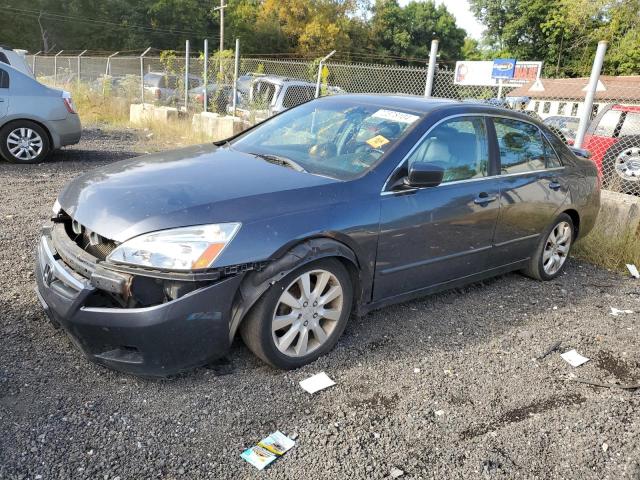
228,238,361,340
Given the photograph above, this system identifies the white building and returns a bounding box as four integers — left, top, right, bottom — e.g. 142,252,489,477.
507,75,640,120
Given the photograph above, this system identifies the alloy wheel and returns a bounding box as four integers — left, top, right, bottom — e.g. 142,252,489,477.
271,269,344,357
7,127,44,161
543,221,572,276
614,147,640,181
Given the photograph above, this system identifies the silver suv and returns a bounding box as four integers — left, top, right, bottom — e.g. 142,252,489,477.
0,63,81,163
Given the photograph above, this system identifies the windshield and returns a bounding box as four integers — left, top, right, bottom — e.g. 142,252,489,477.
231,100,421,180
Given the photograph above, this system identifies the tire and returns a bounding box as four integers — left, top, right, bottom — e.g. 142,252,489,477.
0,121,51,164
601,136,640,193
523,213,574,281
240,258,353,369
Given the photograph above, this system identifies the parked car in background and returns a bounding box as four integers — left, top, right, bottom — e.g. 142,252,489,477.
582,104,640,190
36,95,599,376
543,116,580,145
0,63,81,163
0,45,34,78
143,72,202,105
188,83,233,113
234,75,317,119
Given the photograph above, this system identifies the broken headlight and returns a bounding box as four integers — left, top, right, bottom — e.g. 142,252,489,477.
106,223,241,271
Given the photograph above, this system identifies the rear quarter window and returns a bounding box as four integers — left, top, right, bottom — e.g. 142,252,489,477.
620,112,640,137
0,68,9,88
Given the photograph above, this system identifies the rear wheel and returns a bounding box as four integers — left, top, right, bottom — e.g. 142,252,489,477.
0,121,51,164
240,258,353,369
523,213,574,281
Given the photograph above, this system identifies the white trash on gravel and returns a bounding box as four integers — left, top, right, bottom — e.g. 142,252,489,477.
240,431,295,470
390,467,405,478
610,307,634,316
299,372,335,394
560,349,590,367
626,264,640,279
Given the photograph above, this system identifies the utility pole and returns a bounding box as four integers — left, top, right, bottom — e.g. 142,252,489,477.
214,0,227,73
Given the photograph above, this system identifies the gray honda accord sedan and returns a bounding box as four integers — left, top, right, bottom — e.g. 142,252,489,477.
35,95,600,376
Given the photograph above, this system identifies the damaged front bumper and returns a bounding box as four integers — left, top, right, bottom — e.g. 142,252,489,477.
34,225,244,376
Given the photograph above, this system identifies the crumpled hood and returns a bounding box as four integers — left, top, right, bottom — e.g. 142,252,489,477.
58,144,340,242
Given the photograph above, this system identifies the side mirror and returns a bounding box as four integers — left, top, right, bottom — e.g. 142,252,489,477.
407,162,444,188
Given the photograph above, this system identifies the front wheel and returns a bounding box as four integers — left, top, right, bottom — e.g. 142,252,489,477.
523,213,574,281
0,121,51,164
240,258,353,369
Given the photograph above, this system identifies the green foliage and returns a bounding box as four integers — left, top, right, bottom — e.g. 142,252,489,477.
469,0,640,76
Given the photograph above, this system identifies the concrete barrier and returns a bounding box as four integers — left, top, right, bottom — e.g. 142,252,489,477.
599,190,640,236
130,104,180,125
192,113,246,140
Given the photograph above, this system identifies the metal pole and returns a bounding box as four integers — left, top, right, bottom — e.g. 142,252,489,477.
424,39,439,97
184,40,190,111
574,40,608,149
106,51,119,76
54,50,63,86
216,0,226,73
204,39,209,113
77,50,87,89
32,51,41,77
315,50,336,98
139,47,151,107
497,78,504,100
232,38,240,116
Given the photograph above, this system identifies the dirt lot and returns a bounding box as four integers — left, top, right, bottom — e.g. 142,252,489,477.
0,128,639,479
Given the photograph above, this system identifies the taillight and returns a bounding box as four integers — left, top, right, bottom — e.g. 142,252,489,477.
62,91,76,114
196,94,204,103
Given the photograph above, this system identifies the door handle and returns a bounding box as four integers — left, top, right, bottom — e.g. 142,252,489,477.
474,192,498,205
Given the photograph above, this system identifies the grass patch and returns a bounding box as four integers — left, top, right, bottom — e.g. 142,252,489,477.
48,81,212,151
572,221,640,272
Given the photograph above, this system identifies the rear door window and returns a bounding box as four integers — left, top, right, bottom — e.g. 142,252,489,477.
543,137,563,168
493,118,546,173
282,85,316,109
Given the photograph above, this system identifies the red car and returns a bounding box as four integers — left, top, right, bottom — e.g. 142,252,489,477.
582,104,640,190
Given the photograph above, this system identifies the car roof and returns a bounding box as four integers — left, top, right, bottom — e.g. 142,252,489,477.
254,75,315,86
314,94,459,114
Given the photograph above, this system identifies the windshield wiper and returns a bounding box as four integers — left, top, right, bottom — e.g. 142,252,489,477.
251,153,307,173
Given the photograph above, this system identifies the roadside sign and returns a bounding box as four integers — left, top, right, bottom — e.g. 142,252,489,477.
454,60,543,87
492,59,516,79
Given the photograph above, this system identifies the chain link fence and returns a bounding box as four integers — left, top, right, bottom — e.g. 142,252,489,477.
26,50,640,195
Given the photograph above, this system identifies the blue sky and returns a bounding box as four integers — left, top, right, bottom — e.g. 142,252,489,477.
398,0,485,39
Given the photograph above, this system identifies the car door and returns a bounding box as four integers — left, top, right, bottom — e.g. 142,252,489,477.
0,68,9,118
374,115,501,301
490,116,568,264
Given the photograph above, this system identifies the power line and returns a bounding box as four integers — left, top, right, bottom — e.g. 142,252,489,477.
3,5,219,39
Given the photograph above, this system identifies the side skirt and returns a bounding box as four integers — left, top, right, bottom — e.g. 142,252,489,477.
357,259,529,316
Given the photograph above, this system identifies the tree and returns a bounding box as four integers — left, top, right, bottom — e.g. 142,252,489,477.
368,0,466,62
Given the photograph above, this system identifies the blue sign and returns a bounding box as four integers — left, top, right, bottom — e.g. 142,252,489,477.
492,59,516,79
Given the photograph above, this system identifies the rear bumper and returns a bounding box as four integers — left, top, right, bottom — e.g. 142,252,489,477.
49,114,82,148
35,231,242,376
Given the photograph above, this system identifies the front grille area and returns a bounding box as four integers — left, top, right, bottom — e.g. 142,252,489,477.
61,212,118,260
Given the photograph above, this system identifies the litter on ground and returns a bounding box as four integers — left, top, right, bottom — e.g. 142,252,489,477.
560,349,590,367
626,264,640,279
299,372,335,394
610,307,634,316
240,431,295,470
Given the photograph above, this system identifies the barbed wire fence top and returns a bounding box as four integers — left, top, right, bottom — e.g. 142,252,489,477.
26,50,640,195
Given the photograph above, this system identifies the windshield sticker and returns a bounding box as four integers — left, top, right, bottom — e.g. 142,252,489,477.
372,109,420,124
366,135,390,149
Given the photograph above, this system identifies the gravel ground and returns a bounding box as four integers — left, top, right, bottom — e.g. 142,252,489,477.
1,128,639,480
